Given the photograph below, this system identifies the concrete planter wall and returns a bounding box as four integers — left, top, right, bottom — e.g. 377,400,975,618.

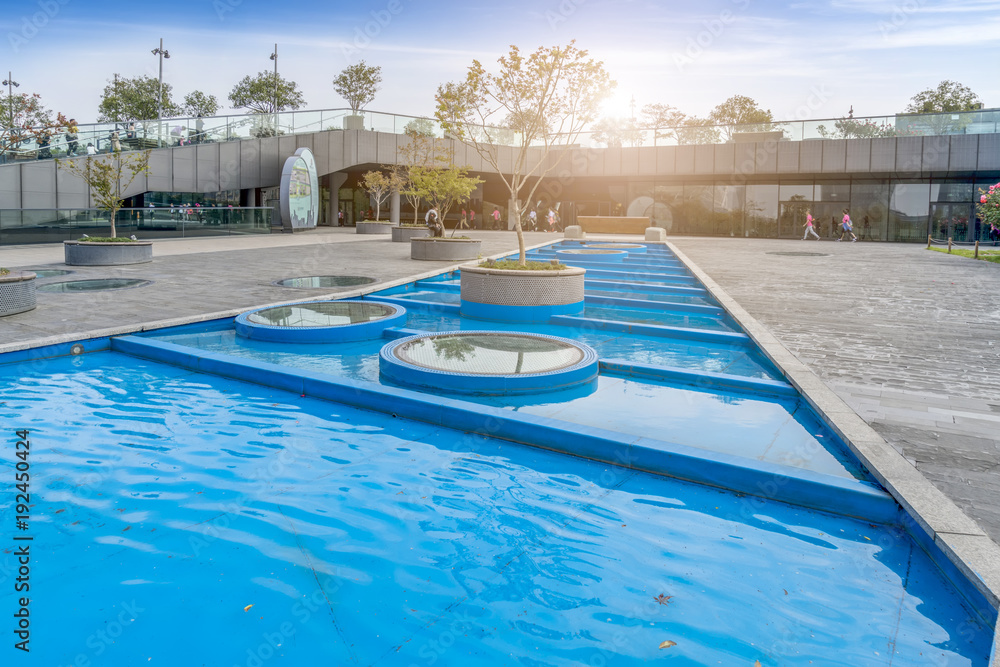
64,241,153,266
392,226,430,242
411,238,481,261
459,264,586,322
343,114,365,130
356,221,394,235
0,271,37,317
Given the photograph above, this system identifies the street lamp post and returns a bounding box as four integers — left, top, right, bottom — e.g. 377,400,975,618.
269,44,278,135
151,38,170,146
3,72,20,161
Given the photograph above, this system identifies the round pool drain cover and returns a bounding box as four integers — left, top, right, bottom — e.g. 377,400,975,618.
31,269,74,279
236,300,406,343
380,331,599,395
274,275,377,289
38,278,151,292
766,251,830,257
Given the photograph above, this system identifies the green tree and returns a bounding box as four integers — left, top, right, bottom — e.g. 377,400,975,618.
56,151,152,239
332,61,382,114
904,80,981,114
402,133,482,237
1,92,68,159
709,95,773,140
436,41,615,264
590,116,644,148
183,90,220,117
359,169,402,221
98,75,181,122
228,72,305,114
402,117,436,137
640,103,687,143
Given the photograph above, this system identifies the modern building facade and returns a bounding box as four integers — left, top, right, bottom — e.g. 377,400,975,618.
1,107,998,243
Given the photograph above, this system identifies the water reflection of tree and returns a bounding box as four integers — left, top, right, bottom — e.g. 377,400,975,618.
431,336,477,362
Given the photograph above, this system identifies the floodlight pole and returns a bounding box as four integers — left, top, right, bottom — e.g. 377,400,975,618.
3,72,19,160
269,44,278,134
152,38,170,146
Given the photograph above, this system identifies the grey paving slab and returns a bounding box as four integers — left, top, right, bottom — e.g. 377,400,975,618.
0,227,558,350
670,237,1000,541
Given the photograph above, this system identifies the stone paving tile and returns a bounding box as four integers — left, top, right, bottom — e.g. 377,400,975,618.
672,236,1000,546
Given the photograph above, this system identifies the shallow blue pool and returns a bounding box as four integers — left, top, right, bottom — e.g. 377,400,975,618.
1,239,995,665
0,353,993,665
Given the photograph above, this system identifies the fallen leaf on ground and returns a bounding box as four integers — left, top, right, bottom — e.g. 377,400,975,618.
659,640,676,649
243,604,253,612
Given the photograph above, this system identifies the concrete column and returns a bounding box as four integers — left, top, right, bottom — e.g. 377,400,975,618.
390,188,400,224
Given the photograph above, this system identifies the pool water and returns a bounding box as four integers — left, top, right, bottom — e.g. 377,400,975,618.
1,239,995,665
0,353,993,665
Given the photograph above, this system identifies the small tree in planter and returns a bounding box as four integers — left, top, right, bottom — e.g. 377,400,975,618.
333,61,381,129
360,170,400,221
57,150,152,240
436,41,614,265
406,143,482,238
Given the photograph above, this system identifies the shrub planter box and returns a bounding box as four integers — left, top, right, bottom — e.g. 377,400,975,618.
411,237,481,261
356,221,394,235
459,264,586,323
0,270,37,317
64,240,153,266
392,225,431,242
343,114,365,131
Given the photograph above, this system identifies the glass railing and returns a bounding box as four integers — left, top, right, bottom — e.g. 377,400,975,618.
1,106,998,165
0,207,273,245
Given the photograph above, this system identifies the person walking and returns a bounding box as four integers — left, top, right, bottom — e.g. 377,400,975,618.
338,209,344,226
65,119,79,156
469,208,476,229
110,131,121,153
527,209,537,231
491,207,501,230
802,209,820,240
838,208,858,242
459,208,468,229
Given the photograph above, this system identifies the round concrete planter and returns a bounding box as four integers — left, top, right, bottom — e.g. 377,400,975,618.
411,237,481,261
459,264,586,323
0,270,37,317
356,221,394,235
64,240,153,266
392,226,430,242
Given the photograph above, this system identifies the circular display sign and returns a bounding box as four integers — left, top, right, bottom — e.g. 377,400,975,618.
279,147,319,230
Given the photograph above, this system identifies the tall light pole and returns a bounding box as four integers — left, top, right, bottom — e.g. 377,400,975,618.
151,38,170,145
269,44,278,134
3,72,19,160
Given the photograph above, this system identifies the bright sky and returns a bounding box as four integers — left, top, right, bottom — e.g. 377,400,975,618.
3,0,998,124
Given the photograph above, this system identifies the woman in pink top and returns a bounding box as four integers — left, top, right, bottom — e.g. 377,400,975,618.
838,208,858,242
802,209,820,240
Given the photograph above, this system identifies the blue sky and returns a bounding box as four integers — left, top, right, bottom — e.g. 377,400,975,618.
2,0,998,124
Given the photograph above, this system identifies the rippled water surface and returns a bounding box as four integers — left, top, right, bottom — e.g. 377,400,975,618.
0,353,993,665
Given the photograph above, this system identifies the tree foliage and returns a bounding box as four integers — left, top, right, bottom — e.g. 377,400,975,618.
359,170,401,221
904,80,981,114
709,95,773,139
1,92,68,156
402,117,436,137
817,115,897,139
590,116,644,148
183,91,220,117
435,41,615,263
228,72,305,114
332,61,382,114
98,75,180,122
56,151,152,239
401,132,482,237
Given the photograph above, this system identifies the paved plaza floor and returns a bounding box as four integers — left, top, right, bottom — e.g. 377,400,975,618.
2,228,998,550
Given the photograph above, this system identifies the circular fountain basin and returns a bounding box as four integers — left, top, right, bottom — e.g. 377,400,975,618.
235,300,406,343
380,331,599,396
